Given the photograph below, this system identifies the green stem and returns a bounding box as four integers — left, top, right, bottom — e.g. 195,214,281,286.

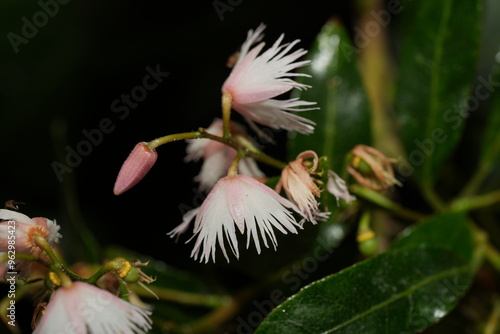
349,184,427,221
32,233,82,281
484,244,500,272
421,183,447,212
484,297,500,334
148,131,202,149
227,151,244,177
131,285,231,308
184,284,262,333
460,162,493,197
449,189,500,213
199,128,287,170
86,259,127,284
118,279,130,301
146,128,287,171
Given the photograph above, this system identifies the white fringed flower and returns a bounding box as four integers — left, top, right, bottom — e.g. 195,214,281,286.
222,23,318,134
33,281,152,334
169,174,304,263
185,119,265,191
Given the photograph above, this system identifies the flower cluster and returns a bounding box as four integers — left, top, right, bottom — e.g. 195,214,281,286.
114,23,356,264
1,23,401,333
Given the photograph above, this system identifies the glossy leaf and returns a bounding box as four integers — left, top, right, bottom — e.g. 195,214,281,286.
256,212,474,334
288,19,372,173
256,247,472,334
395,0,483,185
392,211,473,262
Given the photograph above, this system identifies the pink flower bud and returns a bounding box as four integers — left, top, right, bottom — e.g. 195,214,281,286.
113,142,158,195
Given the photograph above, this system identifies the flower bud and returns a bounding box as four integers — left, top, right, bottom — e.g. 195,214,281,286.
114,142,158,195
122,266,140,283
347,145,401,191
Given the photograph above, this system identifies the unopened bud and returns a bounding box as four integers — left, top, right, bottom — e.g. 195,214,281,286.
122,266,140,283
114,142,158,195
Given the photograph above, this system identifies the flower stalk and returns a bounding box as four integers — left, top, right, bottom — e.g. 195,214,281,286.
222,92,232,139
86,258,133,285
148,131,202,150
32,232,81,281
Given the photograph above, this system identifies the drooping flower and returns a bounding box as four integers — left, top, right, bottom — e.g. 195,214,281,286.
114,142,158,195
0,209,61,280
276,150,330,224
185,119,265,191
326,170,356,205
222,23,318,134
168,174,305,263
347,144,401,191
33,281,152,334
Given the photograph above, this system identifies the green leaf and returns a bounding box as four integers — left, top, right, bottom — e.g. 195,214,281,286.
256,247,472,334
288,19,372,173
392,211,473,262
256,212,475,334
395,0,483,185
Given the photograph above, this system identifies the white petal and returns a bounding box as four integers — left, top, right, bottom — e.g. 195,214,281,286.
168,207,200,241
233,98,317,134
188,175,306,263
327,170,356,205
34,282,152,334
0,209,34,225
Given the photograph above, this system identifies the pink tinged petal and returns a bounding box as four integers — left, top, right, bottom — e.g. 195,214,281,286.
236,23,266,65
0,221,34,253
231,84,294,104
222,42,266,97
226,180,246,234
223,25,313,104
327,170,356,205
189,175,304,263
114,142,158,195
33,282,152,334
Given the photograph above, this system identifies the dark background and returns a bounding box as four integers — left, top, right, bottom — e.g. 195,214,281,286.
0,1,354,269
